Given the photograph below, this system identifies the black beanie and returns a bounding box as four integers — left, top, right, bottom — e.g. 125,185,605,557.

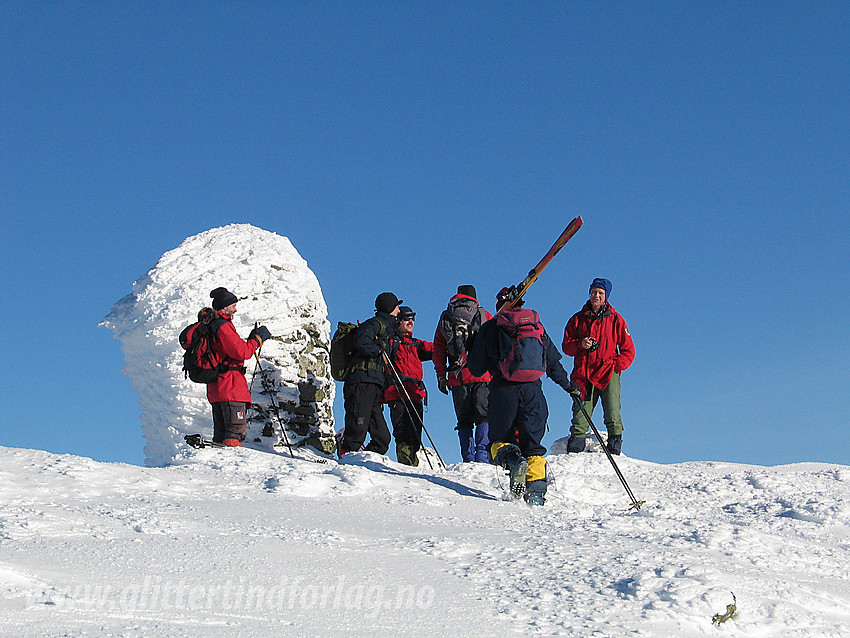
210,287,238,310
457,285,477,299
375,292,402,313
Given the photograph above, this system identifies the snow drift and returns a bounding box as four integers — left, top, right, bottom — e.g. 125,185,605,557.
101,224,335,466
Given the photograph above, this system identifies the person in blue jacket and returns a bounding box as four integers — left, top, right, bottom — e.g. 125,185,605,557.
467,292,578,506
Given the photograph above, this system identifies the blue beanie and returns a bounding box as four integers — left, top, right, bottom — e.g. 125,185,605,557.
589,278,612,298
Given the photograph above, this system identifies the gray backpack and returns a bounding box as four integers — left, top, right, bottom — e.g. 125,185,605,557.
438,297,485,363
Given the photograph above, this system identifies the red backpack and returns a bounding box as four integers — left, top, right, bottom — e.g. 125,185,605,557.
496,309,546,382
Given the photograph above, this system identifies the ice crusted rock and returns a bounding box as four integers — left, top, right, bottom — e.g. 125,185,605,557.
101,224,335,466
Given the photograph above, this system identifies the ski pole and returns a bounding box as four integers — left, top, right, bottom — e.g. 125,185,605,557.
253,351,295,458
248,323,262,394
570,394,644,511
380,348,436,470
249,356,261,394
380,348,445,469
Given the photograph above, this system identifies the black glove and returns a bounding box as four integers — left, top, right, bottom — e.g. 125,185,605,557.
437,377,449,395
564,380,582,398
249,325,272,346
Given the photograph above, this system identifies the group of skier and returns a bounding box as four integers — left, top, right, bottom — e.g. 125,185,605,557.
185,275,635,507
338,279,635,505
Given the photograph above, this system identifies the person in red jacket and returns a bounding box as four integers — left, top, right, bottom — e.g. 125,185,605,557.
562,278,635,455
206,287,271,447
433,285,493,463
384,306,433,466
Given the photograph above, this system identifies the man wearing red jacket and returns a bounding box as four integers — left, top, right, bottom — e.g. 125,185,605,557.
207,287,271,447
433,285,493,463
384,306,433,466
562,278,635,455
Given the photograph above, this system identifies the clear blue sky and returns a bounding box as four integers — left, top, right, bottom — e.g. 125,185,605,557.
2,3,848,468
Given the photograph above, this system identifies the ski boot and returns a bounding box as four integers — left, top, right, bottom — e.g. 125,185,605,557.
524,477,547,506
606,434,622,455
396,441,419,467
524,492,546,506
567,435,586,453
494,444,529,500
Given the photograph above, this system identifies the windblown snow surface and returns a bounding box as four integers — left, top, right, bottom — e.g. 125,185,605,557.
2,445,848,637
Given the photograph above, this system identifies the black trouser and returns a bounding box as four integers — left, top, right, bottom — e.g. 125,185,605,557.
342,382,391,454
389,399,423,453
211,401,248,443
451,382,489,429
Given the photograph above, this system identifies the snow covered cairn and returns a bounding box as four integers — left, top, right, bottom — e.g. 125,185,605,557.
102,224,336,466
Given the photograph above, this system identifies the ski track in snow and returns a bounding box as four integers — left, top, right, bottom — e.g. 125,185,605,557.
0,445,848,637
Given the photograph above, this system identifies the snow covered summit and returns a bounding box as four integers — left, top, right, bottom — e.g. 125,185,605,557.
101,224,335,466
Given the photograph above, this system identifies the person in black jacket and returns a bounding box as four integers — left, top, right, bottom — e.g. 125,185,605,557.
467,295,577,506
339,292,401,457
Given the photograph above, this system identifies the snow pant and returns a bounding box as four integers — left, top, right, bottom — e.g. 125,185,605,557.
570,372,623,439
451,382,490,462
389,399,423,466
487,380,548,493
211,401,248,443
342,382,391,455
457,423,490,463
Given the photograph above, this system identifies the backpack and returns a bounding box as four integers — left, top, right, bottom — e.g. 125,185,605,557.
330,319,391,382
496,309,546,382
330,321,359,382
438,297,484,363
178,307,229,384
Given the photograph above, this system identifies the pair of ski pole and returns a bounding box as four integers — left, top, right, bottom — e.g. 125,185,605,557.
248,344,295,459
380,347,445,470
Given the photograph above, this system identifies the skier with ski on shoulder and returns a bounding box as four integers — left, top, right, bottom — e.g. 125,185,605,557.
467,290,578,506
205,287,271,446
383,306,433,466
339,292,402,457
433,285,493,463
562,278,635,455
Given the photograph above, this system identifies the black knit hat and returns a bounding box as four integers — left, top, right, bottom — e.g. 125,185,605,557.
210,287,238,310
398,306,416,320
457,285,477,299
375,292,402,313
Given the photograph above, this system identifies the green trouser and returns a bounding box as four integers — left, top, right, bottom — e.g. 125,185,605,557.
570,372,623,437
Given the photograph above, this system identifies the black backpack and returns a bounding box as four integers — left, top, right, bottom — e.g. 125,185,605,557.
179,308,230,384
330,321,359,382
438,297,485,363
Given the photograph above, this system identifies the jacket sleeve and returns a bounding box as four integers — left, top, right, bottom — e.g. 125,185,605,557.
467,320,496,378
432,325,448,378
354,317,385,359
561,314,584,357
613,315,635,373
417,339,434,362
543,332,572,390
215,321,259,362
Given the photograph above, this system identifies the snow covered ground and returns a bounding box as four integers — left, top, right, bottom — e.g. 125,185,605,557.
1,443,848,637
